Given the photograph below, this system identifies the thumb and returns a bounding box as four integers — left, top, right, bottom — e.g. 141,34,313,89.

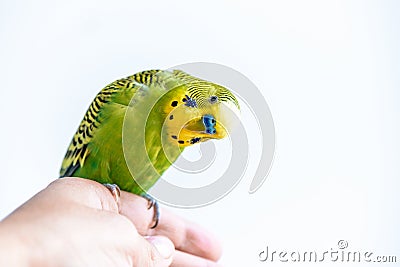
134,235,174,267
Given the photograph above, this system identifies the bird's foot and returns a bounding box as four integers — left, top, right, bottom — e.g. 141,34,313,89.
142,193,160,229
103,183,121,211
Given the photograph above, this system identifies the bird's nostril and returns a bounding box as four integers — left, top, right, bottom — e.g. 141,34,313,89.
202,114,217,134
202,115,215,127
205,128,217,135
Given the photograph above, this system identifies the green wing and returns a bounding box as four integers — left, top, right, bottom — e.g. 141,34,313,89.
60,70,164,177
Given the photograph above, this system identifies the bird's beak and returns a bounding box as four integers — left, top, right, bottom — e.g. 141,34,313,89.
182,115,227,140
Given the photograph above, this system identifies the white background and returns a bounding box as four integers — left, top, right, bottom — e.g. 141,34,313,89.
1,1,399,266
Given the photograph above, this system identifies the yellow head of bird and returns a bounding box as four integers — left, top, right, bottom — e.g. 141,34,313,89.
163,81,240,147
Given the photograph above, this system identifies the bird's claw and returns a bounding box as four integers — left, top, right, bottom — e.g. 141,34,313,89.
103,183,121,211
142,193,160,229
147,197,156,209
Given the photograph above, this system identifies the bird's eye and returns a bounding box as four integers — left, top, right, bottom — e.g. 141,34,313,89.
209,95,218,104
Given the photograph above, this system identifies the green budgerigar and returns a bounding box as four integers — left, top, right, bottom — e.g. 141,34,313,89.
60,69,240,227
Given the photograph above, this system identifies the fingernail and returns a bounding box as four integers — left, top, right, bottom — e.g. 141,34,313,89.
145,236,174,259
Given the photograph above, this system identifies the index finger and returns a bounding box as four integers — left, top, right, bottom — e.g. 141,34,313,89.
119,191,222,262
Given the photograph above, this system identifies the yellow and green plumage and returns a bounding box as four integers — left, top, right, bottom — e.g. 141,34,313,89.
60,69,239,197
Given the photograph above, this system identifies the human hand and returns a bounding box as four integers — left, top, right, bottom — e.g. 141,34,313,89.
0,177,222,267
